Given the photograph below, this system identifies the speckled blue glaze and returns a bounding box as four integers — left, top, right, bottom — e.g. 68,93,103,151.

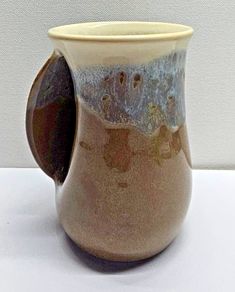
73,50,186,134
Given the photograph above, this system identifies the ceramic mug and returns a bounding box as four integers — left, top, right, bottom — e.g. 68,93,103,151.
26,22,193,261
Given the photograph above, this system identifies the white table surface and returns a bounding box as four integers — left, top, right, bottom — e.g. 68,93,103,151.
0,168,234,292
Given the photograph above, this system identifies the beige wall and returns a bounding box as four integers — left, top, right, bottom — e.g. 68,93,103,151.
0,0,235,168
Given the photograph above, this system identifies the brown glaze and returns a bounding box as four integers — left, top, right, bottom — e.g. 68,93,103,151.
25,54,192,261
58,102,192,261
118,182,128,188
103,129,132,172
79,141,92,151
102,125,186,170
26,53,76,183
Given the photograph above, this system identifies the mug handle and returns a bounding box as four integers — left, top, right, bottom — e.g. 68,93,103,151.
26,51,76,183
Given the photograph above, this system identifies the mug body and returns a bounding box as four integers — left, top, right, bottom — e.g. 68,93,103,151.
33,22,193,261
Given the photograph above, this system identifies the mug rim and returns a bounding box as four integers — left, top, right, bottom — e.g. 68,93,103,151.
48,21,193,42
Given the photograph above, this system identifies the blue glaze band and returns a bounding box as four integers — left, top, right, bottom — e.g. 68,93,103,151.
73,50,186,134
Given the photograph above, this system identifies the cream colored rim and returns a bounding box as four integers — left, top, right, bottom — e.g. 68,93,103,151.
48,21,193,42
